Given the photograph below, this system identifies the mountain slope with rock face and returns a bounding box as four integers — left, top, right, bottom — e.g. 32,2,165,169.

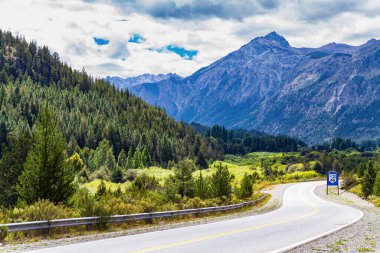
105,73,180,90
129,32,380,144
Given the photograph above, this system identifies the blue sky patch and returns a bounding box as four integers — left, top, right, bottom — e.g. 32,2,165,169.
128,34,145,44
93,37,110,46
155,45,198,60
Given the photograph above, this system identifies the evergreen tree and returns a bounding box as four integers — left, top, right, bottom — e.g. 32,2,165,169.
126,148,134,169
0,130,31,207
373,171,380,197
362,161,377,198
196,150,208,169
133,150,141,169
117,150,127,169
140,148,149,168
17,100,75,204
210,163,234,198
238,173,255,198
194,171,209,199
175,159,196,197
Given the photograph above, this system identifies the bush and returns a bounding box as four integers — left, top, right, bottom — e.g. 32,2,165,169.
237,173,255,199
10,200,79,222
282,171,320,181
0,226,7,243
342,172,358,191
350,184,365,198
369,195,380,207
0,208,9,223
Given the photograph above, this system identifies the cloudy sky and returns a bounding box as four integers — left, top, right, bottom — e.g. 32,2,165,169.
1,0,379,78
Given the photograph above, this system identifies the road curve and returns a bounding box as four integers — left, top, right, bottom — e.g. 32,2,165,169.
26,181,363,253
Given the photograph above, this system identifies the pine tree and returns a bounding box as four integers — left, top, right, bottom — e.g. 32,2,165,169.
117,150,127,169
373,171,380,196
238,173,255,198
133,150,141,169
194,171,209,199
17,100,75,204
175,159,196,197
210,163,234,198
362,161,376,198
0,130,31,207
140,148,149,168
126,148,134,169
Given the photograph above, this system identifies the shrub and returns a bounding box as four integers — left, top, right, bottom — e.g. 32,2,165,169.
282,171,320,181
0,226,7,243
342,172,358,191
183,197,206,209
10,200,79,222
125,169,137,181
237,173,255,199
369,195,380,207
132,174,159,192
350,184,364,198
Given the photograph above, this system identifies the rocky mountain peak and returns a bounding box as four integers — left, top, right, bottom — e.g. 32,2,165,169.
261,31,290,48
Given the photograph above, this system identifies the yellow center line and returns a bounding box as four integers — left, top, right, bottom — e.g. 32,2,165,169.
129,201,320,253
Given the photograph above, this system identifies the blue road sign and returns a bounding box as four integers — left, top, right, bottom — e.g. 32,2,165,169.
327,171,339,186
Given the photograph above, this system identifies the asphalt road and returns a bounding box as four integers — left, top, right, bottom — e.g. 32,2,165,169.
26,181,363,253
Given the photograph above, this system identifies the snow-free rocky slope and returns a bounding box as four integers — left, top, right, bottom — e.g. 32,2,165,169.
128,32,380,144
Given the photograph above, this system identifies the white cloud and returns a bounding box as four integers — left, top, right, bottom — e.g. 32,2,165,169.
0,0,379,78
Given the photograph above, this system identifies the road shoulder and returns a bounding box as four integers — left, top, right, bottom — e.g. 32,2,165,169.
289,185,380,253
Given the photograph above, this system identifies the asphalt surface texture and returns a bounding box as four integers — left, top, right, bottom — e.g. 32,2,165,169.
24,181,363,253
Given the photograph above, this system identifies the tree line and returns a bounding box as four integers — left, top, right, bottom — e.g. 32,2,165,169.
192,124,306,155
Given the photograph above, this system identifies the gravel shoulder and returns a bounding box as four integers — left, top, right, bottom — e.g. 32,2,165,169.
289,186,380,253
0,183,291,253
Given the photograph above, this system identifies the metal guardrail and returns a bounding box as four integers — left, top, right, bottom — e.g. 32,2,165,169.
0,194,268,233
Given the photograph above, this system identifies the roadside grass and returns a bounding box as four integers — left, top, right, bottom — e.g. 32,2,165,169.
357,247,375,252
136,167,175,185
0,193,271,245
81,179,131,195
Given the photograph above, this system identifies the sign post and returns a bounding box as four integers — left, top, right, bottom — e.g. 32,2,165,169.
327,171,339,195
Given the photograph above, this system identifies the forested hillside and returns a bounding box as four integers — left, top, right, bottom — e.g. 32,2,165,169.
0,30,221,205
192,124,306,155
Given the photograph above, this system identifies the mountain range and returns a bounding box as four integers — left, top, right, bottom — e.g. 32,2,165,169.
106,32,380,144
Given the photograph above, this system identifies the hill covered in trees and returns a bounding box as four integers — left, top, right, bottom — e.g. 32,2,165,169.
0,30,224,206
191,124,306,155
0,30,219,166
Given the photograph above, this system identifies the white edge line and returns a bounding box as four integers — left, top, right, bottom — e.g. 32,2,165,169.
268,185,365,253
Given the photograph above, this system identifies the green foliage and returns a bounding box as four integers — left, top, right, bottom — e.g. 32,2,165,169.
175,159,196,197
362,161,377,198
197,124,306,155
237,173,255,198
194,171,210,200
17,102,75,204
342,171,358,191
0,129,31,207
372,171,380,197
163,176,180,202
132,174,159,192
0,30,219,202
117,150,127,169
210,163,234,198
368,195,380,207
96,180,107,197
0,226,7,242
10,199,79,222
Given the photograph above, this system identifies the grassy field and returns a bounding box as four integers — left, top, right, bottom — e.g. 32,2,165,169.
82,152,321,194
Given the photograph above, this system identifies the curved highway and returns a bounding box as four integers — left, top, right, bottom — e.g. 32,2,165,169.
26,181,363,253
